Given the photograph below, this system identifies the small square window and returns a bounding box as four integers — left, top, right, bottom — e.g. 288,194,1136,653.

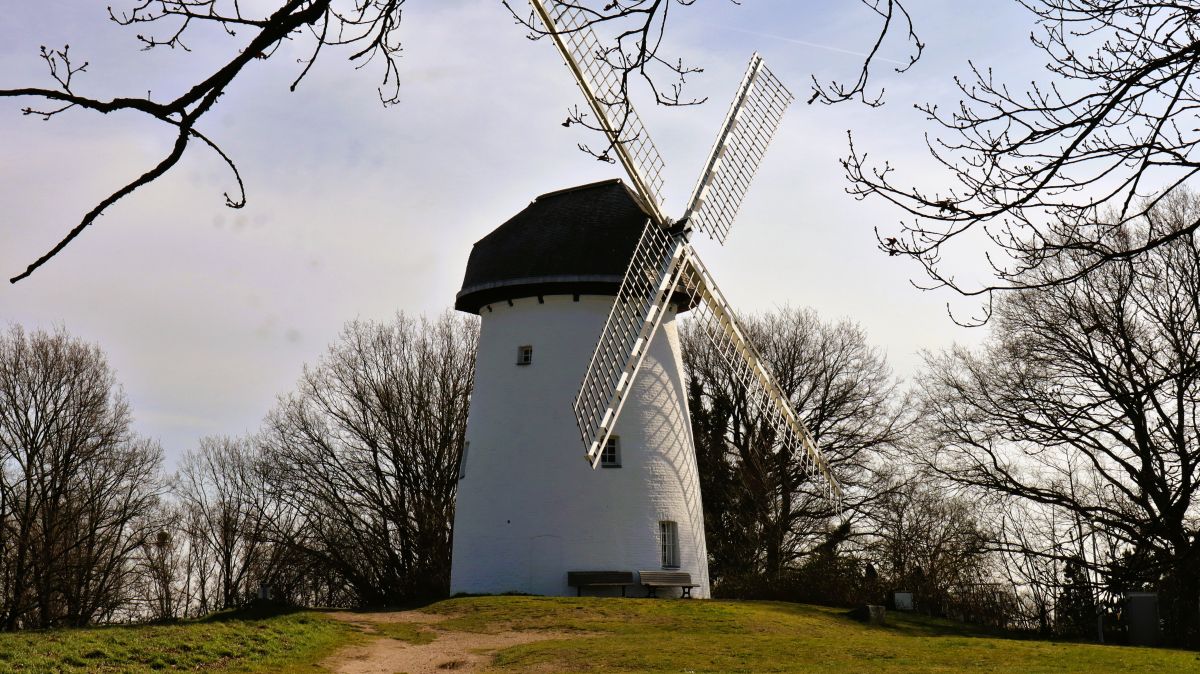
516,345,533,365
660,521,680,569
600,436,621,468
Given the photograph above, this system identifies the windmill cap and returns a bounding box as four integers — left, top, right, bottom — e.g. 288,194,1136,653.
456,179,694,314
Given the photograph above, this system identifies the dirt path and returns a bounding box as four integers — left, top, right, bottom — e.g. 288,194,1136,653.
320,610,578,674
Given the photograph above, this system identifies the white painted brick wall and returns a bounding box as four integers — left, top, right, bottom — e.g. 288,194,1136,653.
450,295,710,598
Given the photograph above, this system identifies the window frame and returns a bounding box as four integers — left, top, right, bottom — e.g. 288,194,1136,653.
600,436,621,468
516,345,533,366
660,520,680,569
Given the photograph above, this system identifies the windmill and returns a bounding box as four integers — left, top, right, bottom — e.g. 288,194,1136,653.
527,0,838,492
448,0,837,598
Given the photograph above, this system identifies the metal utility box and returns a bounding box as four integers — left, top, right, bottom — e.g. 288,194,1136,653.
1125,592,1160,646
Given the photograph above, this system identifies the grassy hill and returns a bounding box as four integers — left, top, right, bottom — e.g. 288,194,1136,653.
425,596,1200,673
1,597,1199,672
0,607,355,673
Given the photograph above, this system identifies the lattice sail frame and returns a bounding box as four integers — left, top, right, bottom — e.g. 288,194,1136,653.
684,54,794,243
574,221,688,465
528,0,669,223
529,0,835,494
681,253,841,498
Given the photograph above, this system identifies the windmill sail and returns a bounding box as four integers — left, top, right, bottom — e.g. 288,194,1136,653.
681,252,841,498
526,0,684,465
574,221,688,465
528,0,668,223
528,0,831,489
684,54,794,244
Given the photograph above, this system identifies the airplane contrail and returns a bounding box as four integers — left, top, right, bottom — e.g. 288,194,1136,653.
712,24,907,66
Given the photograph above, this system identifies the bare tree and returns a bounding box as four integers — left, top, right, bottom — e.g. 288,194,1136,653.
0,325,164,629
847,1,1200,320
57,436,164,626
180,503,217,616
916,192,1200,646
177,436,273,611
1,1,919,282
134,517,187,622
867,475,1005,622
986,500,1064,633
683,307,908,587
260,311,476,604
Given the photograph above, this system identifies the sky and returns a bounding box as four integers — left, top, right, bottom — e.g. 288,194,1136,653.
0,1,1043,464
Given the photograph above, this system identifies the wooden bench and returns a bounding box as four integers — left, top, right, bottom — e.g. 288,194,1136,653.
567,571,636,597
639,570,699,598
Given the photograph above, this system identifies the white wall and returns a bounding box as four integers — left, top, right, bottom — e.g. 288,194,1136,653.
450,294,710,597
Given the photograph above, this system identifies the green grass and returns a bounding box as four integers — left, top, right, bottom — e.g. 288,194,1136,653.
0,607,356,673
2,597,1198,672
422,596,1200,673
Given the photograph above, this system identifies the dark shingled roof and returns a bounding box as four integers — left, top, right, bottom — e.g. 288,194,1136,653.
455,179,651,314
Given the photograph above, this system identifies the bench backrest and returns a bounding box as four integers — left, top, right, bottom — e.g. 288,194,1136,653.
567,571,634,586
639,570,693,585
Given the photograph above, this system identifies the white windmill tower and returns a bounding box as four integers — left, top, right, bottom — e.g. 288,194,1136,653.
449,0,839,598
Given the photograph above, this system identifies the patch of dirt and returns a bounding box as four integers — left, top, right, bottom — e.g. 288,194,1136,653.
329,610,446,625
320,610,582,674
325,609,444,634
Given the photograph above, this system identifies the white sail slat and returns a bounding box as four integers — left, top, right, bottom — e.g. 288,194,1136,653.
681,251,841,498
529,0,668,223
684,54,794,244
573,222,687,466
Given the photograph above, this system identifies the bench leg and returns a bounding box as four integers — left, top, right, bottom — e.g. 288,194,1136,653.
647,586,657,598
681,587,692,599
621,586,626,598
577,587,582,597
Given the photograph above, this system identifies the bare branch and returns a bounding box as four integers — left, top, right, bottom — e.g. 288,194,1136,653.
2,0,407,281
848,1,1200,317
